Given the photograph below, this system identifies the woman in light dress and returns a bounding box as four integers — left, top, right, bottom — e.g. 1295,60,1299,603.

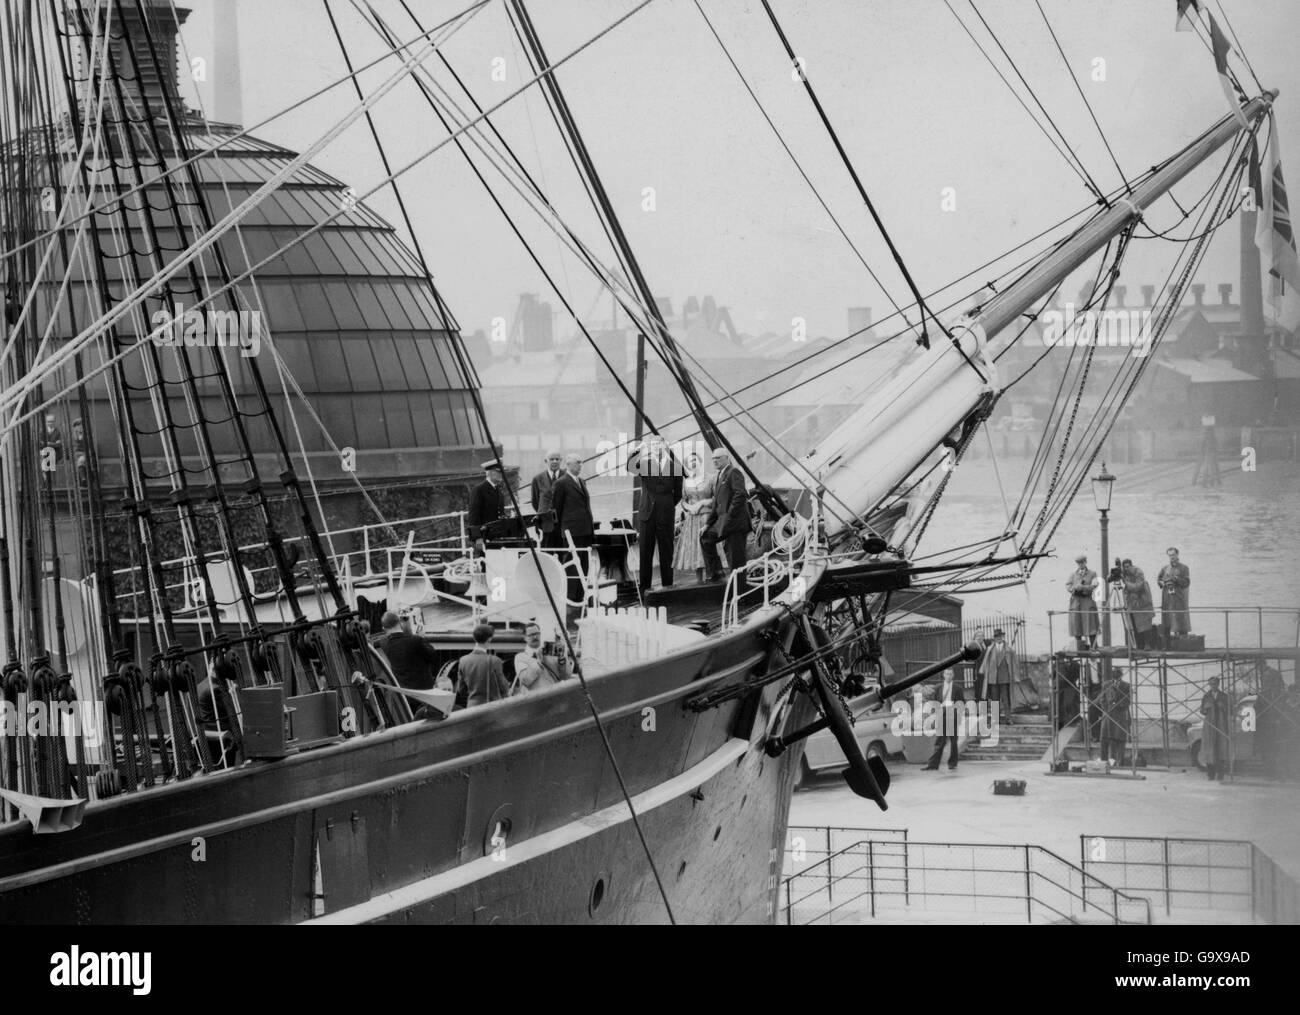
672,452,715,581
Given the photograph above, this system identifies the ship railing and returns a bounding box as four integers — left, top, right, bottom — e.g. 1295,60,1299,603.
721,509,822,631
779,834,1152,926
385,536,614,628
1079,833,1300,925
107,511,470,614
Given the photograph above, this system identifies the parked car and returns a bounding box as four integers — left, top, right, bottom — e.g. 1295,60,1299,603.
799,694,904,783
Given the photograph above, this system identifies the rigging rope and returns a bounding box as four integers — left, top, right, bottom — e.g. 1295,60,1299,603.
942,0,1103,203
0,0,495,269
690,0,915,333
332,0,679,925
1033,0,1130,194
758,0,945,350
0,0,647,429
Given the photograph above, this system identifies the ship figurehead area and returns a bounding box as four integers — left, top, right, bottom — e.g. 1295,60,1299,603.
0,0,1289,927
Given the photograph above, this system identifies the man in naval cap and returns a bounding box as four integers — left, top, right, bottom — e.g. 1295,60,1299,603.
467,460,506,555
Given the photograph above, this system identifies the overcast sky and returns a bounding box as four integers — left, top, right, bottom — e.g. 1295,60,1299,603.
174,0,1300,342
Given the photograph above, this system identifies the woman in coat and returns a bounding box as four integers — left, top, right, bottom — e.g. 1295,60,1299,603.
672,452,715,581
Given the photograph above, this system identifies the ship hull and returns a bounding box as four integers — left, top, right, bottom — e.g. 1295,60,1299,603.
0,592,819,924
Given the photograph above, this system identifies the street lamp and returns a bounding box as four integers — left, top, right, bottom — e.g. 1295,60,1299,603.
1091,463,1117,648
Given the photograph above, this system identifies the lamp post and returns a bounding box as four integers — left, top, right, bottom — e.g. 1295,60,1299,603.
1091,463,1117,649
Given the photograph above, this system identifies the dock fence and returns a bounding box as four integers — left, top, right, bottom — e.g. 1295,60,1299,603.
1080,834,1299,924
780,827,1150,925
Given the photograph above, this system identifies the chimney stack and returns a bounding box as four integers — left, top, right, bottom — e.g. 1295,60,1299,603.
212,0,243,125
519,293,554,351
1239,197,1266,372
1190,283,1206,306
848,307,873,337
1218,283,1233,306
1112,285,1126,307
1142,285,1156,306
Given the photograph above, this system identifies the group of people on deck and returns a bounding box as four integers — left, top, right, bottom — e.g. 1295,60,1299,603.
1066,546,1191,651
466,434,754,599
623,434,752,593
372,612,569,716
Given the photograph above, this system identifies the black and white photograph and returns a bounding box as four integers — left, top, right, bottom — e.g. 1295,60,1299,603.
0,0,1297,967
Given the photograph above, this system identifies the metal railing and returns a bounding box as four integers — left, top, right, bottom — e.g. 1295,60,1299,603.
1080,834,1300,924
1047,624,1299,773
784,825,907,878
1048,606,1300,658
108,510,469,613
721,509,821,631
780,831,1151,925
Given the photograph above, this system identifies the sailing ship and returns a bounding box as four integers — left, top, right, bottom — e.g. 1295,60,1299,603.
0,0,1283,923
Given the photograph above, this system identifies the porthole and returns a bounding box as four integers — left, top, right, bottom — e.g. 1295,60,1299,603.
589,876,607,914
713,824,722,842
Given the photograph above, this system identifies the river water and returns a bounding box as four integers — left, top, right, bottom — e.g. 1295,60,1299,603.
922,457,1300,653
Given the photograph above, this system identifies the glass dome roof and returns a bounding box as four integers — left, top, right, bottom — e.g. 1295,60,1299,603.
33,118,491,484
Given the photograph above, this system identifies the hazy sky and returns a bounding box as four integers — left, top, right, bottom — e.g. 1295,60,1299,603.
174,0,1300,341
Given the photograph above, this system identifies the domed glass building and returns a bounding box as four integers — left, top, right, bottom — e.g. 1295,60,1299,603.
28,0,493,569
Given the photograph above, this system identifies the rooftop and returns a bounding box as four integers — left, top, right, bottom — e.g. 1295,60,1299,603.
1158,357,1260,383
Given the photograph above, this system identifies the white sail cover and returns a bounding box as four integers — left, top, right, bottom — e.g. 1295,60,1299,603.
765,319,997,533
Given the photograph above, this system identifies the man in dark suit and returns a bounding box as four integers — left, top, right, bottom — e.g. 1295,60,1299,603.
375,611,439,712
529,451,565,549
467,460,506,555
455,623,509,709
628,433,683,592
370,611,401,653
550,453,595,603
700,447,751,582
922,669,965,771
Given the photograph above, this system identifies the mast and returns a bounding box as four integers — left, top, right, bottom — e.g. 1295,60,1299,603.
768,90,1278,531
977,92,1276,339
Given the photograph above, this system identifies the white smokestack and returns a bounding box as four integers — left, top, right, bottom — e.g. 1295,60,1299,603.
212,0,243,124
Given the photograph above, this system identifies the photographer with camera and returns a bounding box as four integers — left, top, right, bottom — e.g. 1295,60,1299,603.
1119,558,1156,649
511,621,570,695
1157,547,1191,645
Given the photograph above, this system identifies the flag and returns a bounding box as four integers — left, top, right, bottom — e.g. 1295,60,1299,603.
1176,0,1201,32
1207,11,1250,127
1254,116,1300,327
